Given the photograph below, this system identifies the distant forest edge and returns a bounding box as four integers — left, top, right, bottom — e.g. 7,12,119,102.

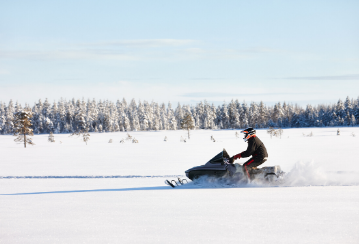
0,96,358,134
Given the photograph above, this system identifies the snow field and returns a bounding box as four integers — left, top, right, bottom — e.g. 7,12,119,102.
1,127,359,243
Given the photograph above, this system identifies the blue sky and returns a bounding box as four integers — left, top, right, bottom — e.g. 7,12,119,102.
1,0,358,106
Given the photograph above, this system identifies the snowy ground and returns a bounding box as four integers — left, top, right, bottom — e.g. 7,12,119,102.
1,128,359,243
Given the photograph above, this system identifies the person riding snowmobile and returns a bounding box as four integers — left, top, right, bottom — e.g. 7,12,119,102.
230,127,268,179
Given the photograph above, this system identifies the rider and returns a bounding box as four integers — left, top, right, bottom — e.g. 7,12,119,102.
230,127,268,179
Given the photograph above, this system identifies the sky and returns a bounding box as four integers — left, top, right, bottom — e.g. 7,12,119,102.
0,0,358,107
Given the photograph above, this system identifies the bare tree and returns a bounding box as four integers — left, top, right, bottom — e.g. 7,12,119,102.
267,127,276,139
70,128,90,145
13,110,35,148
267,127,283,139
83,129,90,145
126,133,132,140
132,138,138,143
180,113,195,139
277,128,283,139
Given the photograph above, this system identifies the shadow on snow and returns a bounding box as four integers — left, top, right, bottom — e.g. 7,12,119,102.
1,183,261,196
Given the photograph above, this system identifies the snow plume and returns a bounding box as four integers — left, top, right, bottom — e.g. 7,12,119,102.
281,161,359,187
184,162,359,189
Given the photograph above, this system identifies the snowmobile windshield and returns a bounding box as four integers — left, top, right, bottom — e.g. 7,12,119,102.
208,149,230,164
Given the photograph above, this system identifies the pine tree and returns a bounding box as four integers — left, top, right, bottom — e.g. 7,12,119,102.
249,102,259,128
160,103,168,130
272,102,284,127
352,114,357,126
354,97,359,121
13,110,35,148
123,114,131,131
195,101,205,129
175,103,184,129
336,99,346,119
138,101,148,130
241,102,249,128
221,103,230,129
228,100,240,129
304,105,315,127
344,96,353,115
258,101,267,128
167,102,177,130
4,100,15,134
181,113,195,139
0,114,5,134
344,96,353,125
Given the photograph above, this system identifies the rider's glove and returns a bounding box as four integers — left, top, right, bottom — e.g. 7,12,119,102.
233,153,242,160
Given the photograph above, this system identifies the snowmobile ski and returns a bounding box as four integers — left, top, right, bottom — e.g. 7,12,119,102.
165,178,188,188
177,178,188,185
165,179,177,188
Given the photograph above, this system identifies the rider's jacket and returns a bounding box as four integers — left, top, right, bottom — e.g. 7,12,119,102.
240,135,268,159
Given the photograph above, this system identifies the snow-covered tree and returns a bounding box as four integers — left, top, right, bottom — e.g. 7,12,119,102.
228,100,240,129
175,103,184,130
48,131,55,142
0,96,357,135
221,103,230,129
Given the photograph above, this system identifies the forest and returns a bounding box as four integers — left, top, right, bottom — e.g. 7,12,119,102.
0,96,358,134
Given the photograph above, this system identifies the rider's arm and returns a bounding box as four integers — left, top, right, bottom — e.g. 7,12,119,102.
240,138,256,158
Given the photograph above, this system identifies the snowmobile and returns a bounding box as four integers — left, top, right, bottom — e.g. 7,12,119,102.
185,149,284,182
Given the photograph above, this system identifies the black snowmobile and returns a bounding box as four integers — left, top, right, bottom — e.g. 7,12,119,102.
185,149,284,182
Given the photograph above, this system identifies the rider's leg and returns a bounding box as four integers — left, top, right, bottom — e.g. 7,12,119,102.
243,158,268,179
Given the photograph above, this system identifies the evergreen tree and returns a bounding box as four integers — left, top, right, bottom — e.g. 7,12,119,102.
13,110,35,148
354,97,359,121
167,102,177,130
241,101,249,128
221,103,230,129
336,99,346,119
160,103,168,130
181,113,195,139
249,102,259,128
257,101,267,128
350,114,356,126
175,103,184,129
4,100,15,134
123,114,131,131
228,100,240,128
272,102,284,127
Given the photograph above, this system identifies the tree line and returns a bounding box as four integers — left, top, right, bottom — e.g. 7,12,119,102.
0,96,358,135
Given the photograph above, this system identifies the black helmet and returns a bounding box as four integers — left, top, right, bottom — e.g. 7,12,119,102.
240,127,256,142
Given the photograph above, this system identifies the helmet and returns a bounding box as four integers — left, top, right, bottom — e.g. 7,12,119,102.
240,127,256,142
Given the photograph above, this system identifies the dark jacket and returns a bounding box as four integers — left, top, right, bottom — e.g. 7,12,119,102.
240,135,268,159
